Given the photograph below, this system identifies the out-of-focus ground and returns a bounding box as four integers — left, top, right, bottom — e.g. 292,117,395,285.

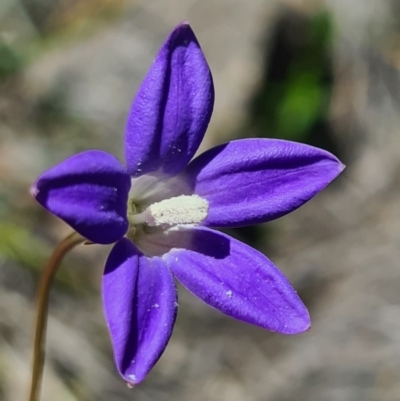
1,0,400,400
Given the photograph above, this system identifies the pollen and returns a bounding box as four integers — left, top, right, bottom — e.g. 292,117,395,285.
128,194,209,228
146,194,209,227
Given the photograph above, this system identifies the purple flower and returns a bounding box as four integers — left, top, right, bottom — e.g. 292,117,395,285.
32,22,344,385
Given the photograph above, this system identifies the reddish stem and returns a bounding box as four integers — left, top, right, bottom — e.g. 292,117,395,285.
28,231,85,401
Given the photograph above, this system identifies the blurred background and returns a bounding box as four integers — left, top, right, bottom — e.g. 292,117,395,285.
1,0,400,400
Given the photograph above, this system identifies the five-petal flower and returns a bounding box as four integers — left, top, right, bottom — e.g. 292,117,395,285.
32,22,344,385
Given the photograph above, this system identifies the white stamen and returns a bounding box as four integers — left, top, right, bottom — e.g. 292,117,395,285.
149,194,208,226
130,194,208,227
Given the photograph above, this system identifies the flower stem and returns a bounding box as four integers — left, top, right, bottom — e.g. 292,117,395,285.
28,231,85,401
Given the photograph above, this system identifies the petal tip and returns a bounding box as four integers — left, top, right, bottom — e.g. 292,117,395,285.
30,183,39,198
124,370,149,386
126,373,139,386
327,157,346,183
174,20,192,33
283,312,311,335
169,21,198,48
325,150,345,173
299,317,312,334
177,20,190,27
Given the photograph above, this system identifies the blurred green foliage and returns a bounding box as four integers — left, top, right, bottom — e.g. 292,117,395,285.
246,11,334,146
0,43,23,78
0,222,50,272
0,222,94,294
276,72,323,140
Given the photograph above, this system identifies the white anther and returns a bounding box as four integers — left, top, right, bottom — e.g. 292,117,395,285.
131,194,208,227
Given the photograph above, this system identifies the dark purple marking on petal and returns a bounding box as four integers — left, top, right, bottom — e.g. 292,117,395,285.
103,238,177,385
125,22,214,177
164,227,310,334
183,139,344,227
31,150,131,244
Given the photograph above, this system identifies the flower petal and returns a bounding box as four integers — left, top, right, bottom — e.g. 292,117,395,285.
183,139,344,227
163,227,310,334
31,150,131,244
125,22,214,177
103,238,178,385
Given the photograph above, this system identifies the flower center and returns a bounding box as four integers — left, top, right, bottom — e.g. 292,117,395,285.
128,194,209,228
